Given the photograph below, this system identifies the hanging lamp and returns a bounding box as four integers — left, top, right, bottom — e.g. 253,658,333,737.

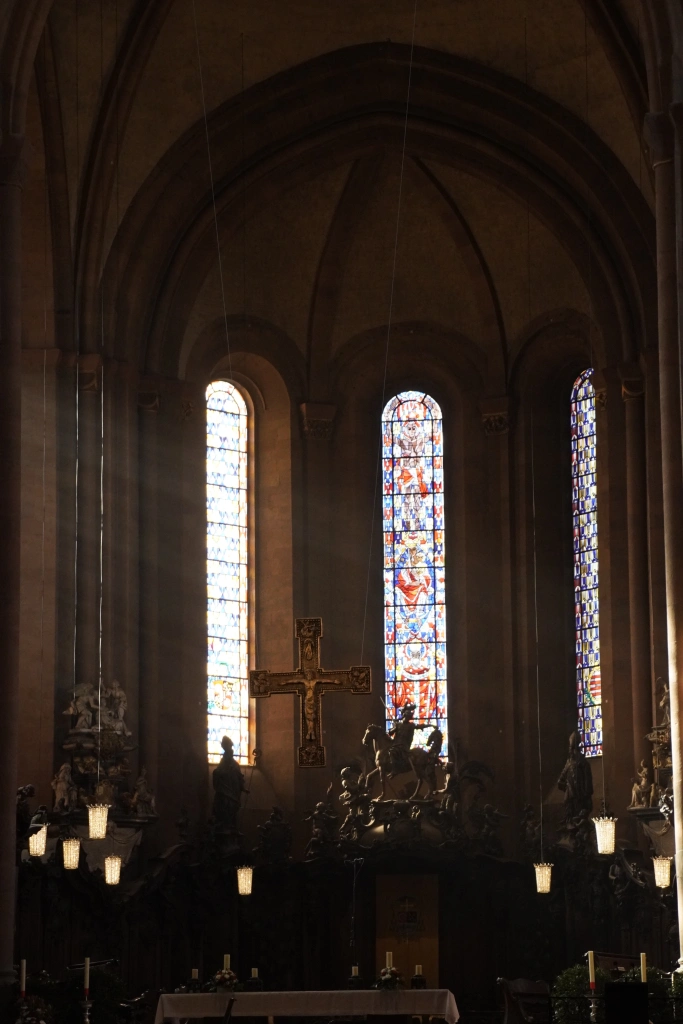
28,826,47,858
237,865,253,895
62,837,81,869
653,855,673,888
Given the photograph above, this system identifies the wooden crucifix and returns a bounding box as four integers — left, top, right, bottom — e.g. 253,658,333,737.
250,617,372,767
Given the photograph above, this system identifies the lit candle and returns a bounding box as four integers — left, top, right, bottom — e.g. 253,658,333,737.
351,965,359,977
84,957,90,997
415,965,422,976
20,959,26,997
191,969,198,980
588,950,595,990
386,952,393,969
224,955,231,971
641,953,647,983
251,968,258,978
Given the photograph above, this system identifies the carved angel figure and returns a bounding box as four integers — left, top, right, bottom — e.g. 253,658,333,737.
52,763,77,812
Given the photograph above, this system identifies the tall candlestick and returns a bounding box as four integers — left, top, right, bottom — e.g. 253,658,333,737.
20,959,26,997
191,969,198,980
641,953,647,983
251,968,258,978
588,950,595,989
84,957,90,996
351,965,359,977
386,952,393,969
223,955,230,971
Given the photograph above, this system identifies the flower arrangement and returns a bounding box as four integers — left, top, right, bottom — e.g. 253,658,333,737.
213,968,238,991
375,966,403,990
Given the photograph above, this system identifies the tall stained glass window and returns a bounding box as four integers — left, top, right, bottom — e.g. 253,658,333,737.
382,391,448,749
571,368,602,757
206,380,250,764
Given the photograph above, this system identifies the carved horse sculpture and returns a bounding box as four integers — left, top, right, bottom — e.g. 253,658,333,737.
362,723,443,799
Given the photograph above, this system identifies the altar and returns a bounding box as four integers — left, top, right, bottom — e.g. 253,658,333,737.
154,989,459,1024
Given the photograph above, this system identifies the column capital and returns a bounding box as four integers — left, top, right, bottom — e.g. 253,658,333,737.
479,396,510,436
644,112,674,169
300,401,336,440
618,362,645,402
0,133,27,186
77,353,102,393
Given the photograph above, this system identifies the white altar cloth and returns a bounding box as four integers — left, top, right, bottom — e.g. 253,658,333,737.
155,989,459,1024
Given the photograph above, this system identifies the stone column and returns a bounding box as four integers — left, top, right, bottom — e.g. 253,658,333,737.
0,135,26,985
138,381,160,794
619,365,652,769
645,111,683,960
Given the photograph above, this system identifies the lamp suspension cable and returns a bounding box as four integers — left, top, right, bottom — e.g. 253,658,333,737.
72,0,81,710
530,413,544,858
359,0,418,668
191,0,232,382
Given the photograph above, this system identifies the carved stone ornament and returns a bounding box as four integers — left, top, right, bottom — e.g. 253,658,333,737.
479,397,510,436
481,412,509,435
250,617,371,767
138,390,160,412
300,402,336,440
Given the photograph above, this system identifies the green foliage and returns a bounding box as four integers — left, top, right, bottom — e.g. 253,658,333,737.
27,968,126,1024
553,963,676,1024
552,964,611,1024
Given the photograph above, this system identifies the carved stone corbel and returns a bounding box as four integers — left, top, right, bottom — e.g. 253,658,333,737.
479,397,510,436
618,362,644,402
77,354,102,394
300,402,336,440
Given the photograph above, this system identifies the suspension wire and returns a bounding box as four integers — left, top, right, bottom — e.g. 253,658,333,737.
360,0,419,669
72,0,81,705
530,410,544,860
38,31,49,777
191,0,233,381
97,0,105,787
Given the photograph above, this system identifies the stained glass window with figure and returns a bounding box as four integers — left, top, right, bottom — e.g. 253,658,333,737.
571,369,602,757
206,380,250,764
382,391,448,750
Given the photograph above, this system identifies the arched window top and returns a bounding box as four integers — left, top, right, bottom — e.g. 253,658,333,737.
382,389,448,752
382,390,443,423
571,367,601,757
206,380,250,765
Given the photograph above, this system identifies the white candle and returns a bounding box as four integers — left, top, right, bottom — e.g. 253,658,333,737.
588,950,595,988
84,957,90,995
641,953,647,983
415,965,422,976
386,952,393,969
351,965,359,977
224,955,230,971
20,959,26,995
251,967,258,978
191,969,198,980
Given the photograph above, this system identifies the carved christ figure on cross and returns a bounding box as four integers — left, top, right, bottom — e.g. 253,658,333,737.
250,617,372,767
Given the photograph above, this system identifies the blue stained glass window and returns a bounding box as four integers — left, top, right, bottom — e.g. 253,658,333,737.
382,391,448,750
206,381,250,764
571,369,602,757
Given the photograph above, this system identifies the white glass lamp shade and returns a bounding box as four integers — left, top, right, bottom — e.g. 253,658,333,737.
237,865,253,895
653,856,673,888
62,837,80,869
534,862,553,893
28,825,47,858
88,804,109,839
104,854,122,885
593,816,617,855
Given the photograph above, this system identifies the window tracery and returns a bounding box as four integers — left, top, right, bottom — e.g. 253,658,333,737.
571,369,602,757
206,380,250,764
382,391,448,749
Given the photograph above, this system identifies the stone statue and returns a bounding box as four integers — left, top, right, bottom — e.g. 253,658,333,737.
63,682,98,732
16,784,35,840
557,731,593,823
131,767,156,817
339,765,371,839
629,760,651,808
387,701,416,775
212,736,247,831
519,803,540,859
101,679,132,737
304,784,337,859
51,763,77,813
176,806,190,841
659,681,671,727
253,806,292,864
